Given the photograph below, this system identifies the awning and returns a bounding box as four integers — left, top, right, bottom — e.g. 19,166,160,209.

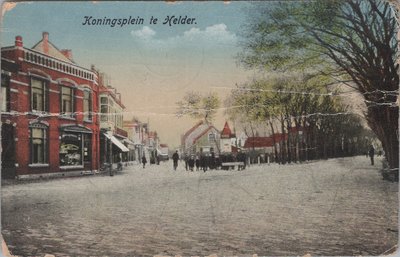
104,133,129,152
123,139,135,150
61,125,92,134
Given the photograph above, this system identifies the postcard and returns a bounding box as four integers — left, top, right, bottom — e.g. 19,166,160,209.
0,1,398,256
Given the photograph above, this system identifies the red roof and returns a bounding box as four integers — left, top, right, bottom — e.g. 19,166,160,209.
243,137,274,148
221,121,234,138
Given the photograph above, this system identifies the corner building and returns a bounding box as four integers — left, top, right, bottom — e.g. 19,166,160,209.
1,32,100,178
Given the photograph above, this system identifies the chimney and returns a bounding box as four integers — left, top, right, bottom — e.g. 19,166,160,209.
42,31,49,54
61,49,73,60
15,36,23,47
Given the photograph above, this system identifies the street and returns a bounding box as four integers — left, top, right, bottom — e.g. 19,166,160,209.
1,156,398,256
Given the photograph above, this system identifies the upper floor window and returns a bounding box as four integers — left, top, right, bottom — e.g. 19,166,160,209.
31,78,48,112
100,96,108,121
60,86,74,117
1,75,10,112
83,90,92,121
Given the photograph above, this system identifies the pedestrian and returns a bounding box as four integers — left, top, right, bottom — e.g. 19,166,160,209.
200,154,208,172
172,150,179,171
195,155,200,171
184,154,188,171
188,155,195,171
142,155,147,168
368,144,375,165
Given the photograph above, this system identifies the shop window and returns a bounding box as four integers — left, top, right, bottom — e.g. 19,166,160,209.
83,90,92,121
1,75,10,112
60,86,74,117
31,78,48,112
30,125,48,164
59,132,83,166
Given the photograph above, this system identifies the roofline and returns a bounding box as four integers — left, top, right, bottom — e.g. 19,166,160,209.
31,37,75,64
192,125,219,144
182,120,204,141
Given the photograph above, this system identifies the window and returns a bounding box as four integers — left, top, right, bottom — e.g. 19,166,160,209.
83,90,92,121
30,125,48,164
31,78,48,112
208,133,216,142
100,96,108,121
60,86,74,117
1,75,10,112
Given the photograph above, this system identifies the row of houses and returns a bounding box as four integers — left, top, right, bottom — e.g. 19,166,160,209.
1,32,162,179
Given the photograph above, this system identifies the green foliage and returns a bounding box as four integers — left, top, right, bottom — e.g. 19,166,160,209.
238,0,399,168
176,91,220,122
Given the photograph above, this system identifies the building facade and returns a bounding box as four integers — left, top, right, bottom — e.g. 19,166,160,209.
1,33,99,178
97,73,130,167
220,121,236,153
181,120,220,155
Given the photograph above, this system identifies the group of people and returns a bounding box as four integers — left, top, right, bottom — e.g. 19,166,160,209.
176,150,247,172
141,150,248,172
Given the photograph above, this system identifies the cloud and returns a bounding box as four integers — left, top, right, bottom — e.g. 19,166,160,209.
183,24,236,43
131,23,237,47
131,26,156,40
2,2,17,17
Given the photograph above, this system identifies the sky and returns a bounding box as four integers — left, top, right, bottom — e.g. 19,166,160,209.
1,1,257,148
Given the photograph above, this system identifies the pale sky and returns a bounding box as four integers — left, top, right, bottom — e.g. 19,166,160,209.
1,1,256,148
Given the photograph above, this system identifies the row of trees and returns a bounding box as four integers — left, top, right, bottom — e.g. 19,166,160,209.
237,0,398,171
176,0,398,174
226,74,375,164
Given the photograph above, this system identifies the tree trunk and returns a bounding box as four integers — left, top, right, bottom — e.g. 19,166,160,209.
269,121,279,163
367,106,399,172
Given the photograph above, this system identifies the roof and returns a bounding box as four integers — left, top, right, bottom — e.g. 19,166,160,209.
193,125,219,144
243,137,274,148
182,120,204,142
221,121,235,138
32,32,74,63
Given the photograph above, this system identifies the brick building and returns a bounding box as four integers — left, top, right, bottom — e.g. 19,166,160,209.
1,32,100,178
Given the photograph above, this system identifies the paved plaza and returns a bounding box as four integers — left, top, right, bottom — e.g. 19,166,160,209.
1,156,398,256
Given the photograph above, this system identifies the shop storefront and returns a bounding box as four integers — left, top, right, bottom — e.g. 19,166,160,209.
59,125,92,170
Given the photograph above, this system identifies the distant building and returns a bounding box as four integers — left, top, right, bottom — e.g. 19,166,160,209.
181,120,220,155
243,137,275,153
1,32,99,178
123,118,145,163
97,72,130,167
220,121,236,153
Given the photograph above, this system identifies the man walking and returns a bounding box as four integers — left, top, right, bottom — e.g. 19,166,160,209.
368,144,375,165
172,150,179,170
142,154,147,169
